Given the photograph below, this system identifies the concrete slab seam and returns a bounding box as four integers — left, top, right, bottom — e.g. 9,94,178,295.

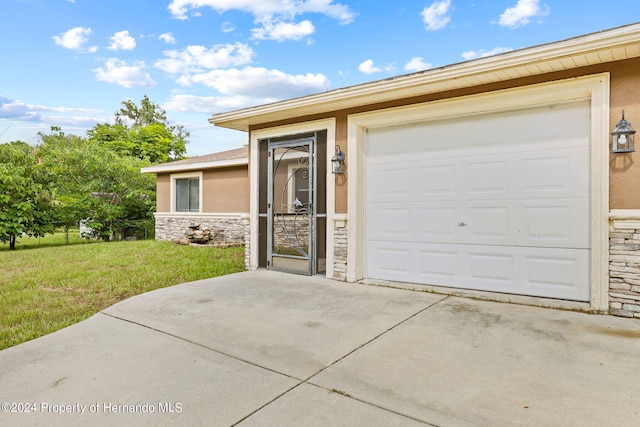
97,312,302,381
98,295,449,426
233,296,450,426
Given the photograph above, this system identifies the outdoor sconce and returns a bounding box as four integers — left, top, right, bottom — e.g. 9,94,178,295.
611,110,636,153
331,145,346,174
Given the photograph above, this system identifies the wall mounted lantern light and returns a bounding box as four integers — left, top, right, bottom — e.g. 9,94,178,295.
611,110,636,153
331,145,346,174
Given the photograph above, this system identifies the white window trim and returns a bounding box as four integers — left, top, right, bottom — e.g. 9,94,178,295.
250,118,336,273
170,171,203,214
347,73,610,312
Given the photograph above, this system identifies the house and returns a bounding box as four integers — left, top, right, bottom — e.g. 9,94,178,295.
141,147,249,255
205,23,640,318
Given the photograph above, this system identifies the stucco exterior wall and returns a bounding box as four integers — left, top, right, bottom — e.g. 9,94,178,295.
155,166,249,214
156,174,171,213
202,166,249,213
250,58,640,212
609,62,640,209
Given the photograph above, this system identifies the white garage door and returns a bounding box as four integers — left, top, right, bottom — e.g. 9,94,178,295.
365,101,591,301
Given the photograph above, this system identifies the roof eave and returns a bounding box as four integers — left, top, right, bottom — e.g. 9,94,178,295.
209,23,640,132
141,158,248,174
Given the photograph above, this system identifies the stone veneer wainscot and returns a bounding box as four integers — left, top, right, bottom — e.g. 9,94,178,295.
155,213,250,270
609,210,640,318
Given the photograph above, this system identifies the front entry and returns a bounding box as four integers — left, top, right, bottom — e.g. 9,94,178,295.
260,132,326,275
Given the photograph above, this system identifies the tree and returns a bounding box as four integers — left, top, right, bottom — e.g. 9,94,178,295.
38,127,156,241
89,95,189,163
0,142,56,249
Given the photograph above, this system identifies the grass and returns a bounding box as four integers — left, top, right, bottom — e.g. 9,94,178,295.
0,239,245,350
0,228,93,251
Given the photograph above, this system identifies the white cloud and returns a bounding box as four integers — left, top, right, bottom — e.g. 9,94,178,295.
462,47,513,60
0,95,109,128
94,58,156,88
358,59,394,75
107,30,136,51
154,43,254,74
0,96,41,121
167,0,355,23
499,0,549,28
252,20,315,41
405,57,432,72
177,66,329,99
222,22,235,33
53,27,92,50
358,59,381,75
167,0,354,41
163,94,275,114
421,0,451,31
158,32,176,44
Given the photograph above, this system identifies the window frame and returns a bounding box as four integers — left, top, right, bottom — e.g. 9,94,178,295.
170,171,203,213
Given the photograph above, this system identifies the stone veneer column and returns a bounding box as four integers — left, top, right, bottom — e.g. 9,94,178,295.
609,210,640,318
242,215,251,271
333,217,348,281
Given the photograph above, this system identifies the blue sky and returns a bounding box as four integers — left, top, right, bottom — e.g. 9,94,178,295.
1,0,640,156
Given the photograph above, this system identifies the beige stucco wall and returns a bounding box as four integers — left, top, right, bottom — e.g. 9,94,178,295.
202,166,249,213
609,61,640,209
156,174,171,213
155,165,249,213
250,57,640,212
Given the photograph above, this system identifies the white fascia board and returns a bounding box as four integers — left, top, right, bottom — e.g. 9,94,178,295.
141,157,248,174
209,23,640,132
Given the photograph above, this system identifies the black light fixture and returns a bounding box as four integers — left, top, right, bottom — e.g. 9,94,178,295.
331,145,346,174
611,110,636,153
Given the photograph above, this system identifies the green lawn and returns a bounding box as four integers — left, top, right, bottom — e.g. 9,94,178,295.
0,240,245,350
0,228,93,251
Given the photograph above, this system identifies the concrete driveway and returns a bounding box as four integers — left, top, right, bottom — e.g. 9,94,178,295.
1,270,639,426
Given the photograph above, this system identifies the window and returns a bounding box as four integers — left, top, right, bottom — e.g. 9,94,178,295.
175,177,200,212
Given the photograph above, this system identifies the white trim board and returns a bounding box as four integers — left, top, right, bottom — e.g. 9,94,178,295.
347,74,610,311
169,171,203,214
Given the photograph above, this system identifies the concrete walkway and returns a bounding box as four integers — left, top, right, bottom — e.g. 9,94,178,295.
1,270,639,426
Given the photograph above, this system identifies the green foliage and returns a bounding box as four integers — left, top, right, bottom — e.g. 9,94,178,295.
89,95,189,163
0,142,56,249
0,95,184,249
38,126,156,241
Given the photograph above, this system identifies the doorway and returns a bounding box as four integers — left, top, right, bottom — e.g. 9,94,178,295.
260,132,326,275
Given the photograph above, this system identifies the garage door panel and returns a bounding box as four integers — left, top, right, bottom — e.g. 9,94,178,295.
419,164,457,198
466,160,509,197
367,242,590,301
517,146,590,198
418,206,458,239
365,100,591,301
525,251,590,301
518,197,590,248
370,206,413,240
418,249,459,279
465,205,511,241
469,253,514,283
367,244,414,280
367,164,411,202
